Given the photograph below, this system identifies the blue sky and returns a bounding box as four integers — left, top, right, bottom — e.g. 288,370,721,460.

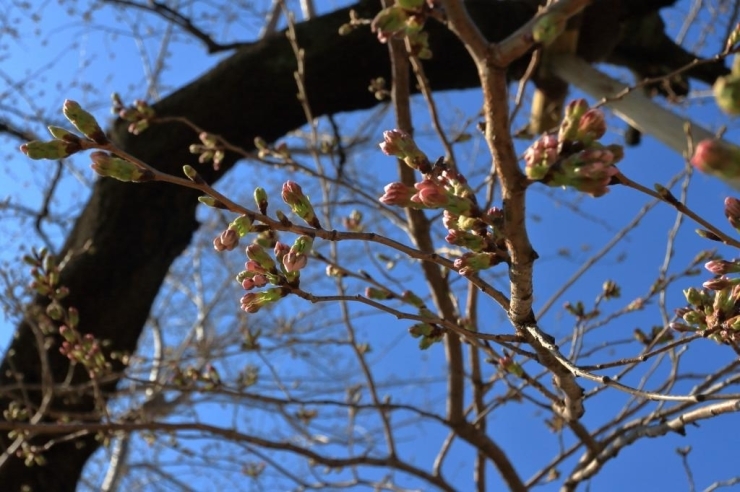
2,1,740,491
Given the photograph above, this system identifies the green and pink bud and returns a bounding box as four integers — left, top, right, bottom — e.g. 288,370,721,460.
246,244,276,272
445,229,485,251
379,182,415,207
705,259,740,275
559,99,590,142
365,287,393,300
714,69,740,115
229,215,253,237
281,181,321,228
283,235,313,273
63,100,107,144
240,287,284,314
691,139,740,184
524,134,559,180
576,109,607,145
379,130,431,173
454,252,502,275
411,179,448,207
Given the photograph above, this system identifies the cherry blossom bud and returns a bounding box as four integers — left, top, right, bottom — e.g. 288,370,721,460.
254,187,268,215
241,274,269,290
229,215,252,237
411,179,448,207
283,235,313,273
379,130,431,172
366,287,393,300
725,197,740,230
576,109,607,144
89,151,153,182
213,228,239,252
559,99,590,142
532,12,567,45
281,181,321,228
691,139,740,183
703,276,738,291
274,242,290,263
524,134,558,180
21,139,81,160
705,259,740,275
198,196,227,209
47,126,81,143
240,288,284,314
63,100,107,144
246,244,276,272
379,182,414,207
714,73,740,115
445,230,484,251
683,287,704,307
454,252,502,275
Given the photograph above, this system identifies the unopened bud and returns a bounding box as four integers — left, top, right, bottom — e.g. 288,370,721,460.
21,139,81,160
532,12,567,46
90,151,152,182
63,100,107,144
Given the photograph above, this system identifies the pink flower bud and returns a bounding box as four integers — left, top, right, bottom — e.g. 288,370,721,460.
411,179,449,207
705,259,740,275
379,182,414,207
725,197,740,230
691,139,740,180
576,109,607,143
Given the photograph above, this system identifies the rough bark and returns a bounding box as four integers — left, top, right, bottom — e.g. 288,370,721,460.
0,0,727,490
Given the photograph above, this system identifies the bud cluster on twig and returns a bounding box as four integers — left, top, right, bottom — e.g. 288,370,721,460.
523,99,624,197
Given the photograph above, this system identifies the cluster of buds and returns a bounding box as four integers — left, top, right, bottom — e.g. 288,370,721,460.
690,139,740,188
112,93,155,135
254,137,291,160
170,364,222,390
370,0,435,58
20,99,110,160
524,99,624,197
282,181,321,228
189,132,225,170
671,257,740,344
408,322,444,349
235,236,313,313
59,325,112,377
379,130,508,275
